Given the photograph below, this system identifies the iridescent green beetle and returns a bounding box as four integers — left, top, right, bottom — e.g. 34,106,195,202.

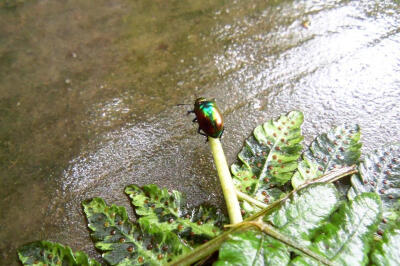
188,98,224,139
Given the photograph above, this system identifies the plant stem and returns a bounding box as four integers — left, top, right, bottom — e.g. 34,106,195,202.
236,189,268,209
169,165,357,265
250,218,334,266
208,137,243,224
168,223,252,266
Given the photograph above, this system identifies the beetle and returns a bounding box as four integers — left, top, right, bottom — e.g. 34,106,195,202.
180,98,224,139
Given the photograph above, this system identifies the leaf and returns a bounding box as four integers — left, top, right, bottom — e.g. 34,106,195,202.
292,124,361,188
305,193,382,266
125,184,227,246
348,144,400,231
18,240,100,266
265,183,341,246
231,111,304,213
82,197,187,265
214,184,340,266
370,226,400,265
214,230,290,266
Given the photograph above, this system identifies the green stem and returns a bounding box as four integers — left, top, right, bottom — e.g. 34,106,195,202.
251,218,333,266
208,137,243,224
169,165,357,265
236,189,268,209
168,223,252,266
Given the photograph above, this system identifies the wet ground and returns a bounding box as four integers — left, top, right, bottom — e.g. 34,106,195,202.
1,0,399,264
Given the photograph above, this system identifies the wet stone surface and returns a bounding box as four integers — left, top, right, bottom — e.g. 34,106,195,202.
1,0,400,264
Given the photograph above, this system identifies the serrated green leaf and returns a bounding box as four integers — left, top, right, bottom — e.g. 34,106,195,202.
348,144,400,231
18,240,100,266
265,183,341,246
213,184,340,266
125,184,227,246
231,111,304,214
370,226,400,265
292,124,361,188
82,197,187,265
214,230,290,266
307,193,382,266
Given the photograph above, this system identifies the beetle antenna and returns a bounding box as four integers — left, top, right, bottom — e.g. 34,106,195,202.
176,103,191,106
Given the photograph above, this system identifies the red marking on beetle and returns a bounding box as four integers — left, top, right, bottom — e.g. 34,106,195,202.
138,257,144,263
383,180,388,184
272,155,277,160
257,163,262,167
262,191,267,196
318,166,323,171
275,146,280,151
197,220,203,225
264,178,270,182
264,198,269,203
382,218,388,224
127,246,134,252
268,165,273,170
119,237,126,243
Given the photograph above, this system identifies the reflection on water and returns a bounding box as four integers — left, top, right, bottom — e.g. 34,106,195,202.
1,0,399,264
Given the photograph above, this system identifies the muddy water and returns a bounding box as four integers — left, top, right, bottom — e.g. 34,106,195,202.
1,0,399,264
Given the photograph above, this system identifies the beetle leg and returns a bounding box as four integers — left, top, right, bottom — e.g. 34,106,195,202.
192,117,198,123
197,127,207,136
219,128,225,139
197,127,209,143
187,110,195,115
